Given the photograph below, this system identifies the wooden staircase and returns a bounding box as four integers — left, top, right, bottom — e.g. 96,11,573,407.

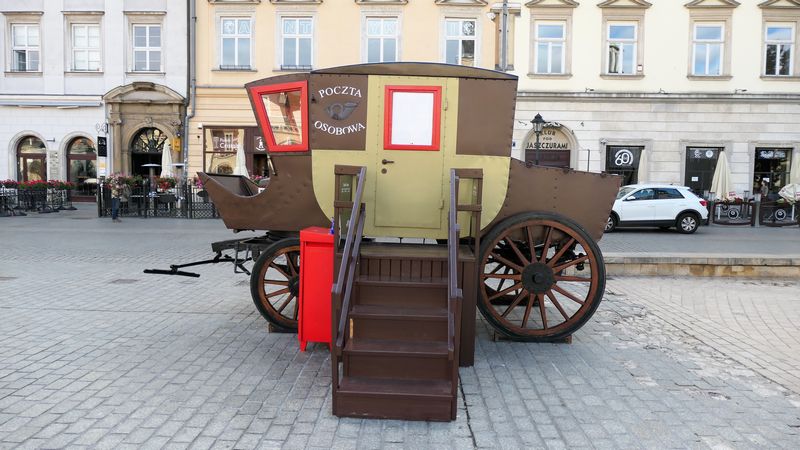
331,166,482,421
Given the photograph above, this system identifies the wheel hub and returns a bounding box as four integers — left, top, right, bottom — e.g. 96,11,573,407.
288,276,300,297
521,262,555,294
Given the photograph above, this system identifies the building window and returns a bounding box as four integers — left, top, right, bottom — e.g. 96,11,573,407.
754,148,792,198
693,24,723,76
17,136,47,182
445,19,476,67
606,23,636,75
685,147,721,195
765,24,794,76
220,18,251,70
365,17,398,63
11,24,40,72
281,17,313,70
132,24,161,72
606,146,643,185
72,24,101,71
534,21,565,74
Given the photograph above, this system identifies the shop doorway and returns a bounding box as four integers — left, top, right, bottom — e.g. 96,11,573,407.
754,147,792,201
605,145,643,186
67,137,97,201
685,147,721,196
130,127,167,177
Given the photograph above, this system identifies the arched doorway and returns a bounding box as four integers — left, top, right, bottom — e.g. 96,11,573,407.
130,127,166,176
522,124,576,168
67,137,97,200
17,136,47,181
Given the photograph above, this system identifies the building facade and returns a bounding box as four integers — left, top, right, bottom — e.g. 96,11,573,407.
189,0,498,177
0,0,187,198
508,0,799,199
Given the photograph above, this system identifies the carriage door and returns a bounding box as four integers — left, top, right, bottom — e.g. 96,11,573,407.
374,81,446,229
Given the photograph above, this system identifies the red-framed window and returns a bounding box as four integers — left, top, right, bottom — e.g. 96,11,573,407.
383,85,442,151
249,81,309,152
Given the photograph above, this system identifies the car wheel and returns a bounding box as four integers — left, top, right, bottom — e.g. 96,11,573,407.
676,213,699,234
604,214,617,233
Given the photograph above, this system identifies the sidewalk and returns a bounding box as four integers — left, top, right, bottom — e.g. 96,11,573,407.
599,224,800,277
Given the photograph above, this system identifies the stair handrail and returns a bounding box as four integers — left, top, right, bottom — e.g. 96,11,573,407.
447,170,463,361
332,166,367,357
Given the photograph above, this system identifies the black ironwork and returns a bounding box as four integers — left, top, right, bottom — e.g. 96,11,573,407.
96,182,220,219
131,128,168,153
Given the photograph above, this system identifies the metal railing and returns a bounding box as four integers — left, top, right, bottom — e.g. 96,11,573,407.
331,166,367,397
96,182,219,219
0,188,76,216
758,201,798,227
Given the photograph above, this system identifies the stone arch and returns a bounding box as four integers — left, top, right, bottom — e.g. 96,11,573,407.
521,122,580,168
8,130,48,181
59,132,95,180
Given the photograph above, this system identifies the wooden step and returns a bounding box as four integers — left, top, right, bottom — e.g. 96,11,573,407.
349,305,448,341
355,277,447,308
335,376,454,421
344,339,450,380
359,242,475,262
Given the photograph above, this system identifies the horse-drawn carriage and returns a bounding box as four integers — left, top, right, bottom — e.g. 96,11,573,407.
197,63,620,420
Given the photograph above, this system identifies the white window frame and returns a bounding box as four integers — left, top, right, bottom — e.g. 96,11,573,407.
131,24,162,72
444,18,478,67
219,17,252,70
278,16,314,70
764,23,795,77
692,22,724,76
534,21,566,75
71,23,102,72
364,16,399,64
606,22,637,75
10,23,40,72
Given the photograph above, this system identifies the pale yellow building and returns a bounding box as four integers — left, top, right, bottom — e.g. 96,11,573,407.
188,0,499,178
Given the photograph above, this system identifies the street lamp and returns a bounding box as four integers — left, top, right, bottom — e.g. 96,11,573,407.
531,113,545,166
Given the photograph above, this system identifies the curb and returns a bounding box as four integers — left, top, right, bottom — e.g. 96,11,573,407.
604,253,800,278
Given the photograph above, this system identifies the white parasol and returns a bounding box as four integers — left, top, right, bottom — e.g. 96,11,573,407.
709,151,734,201
233,138,249,177
790,153,800,185
636,150,648,183
160,141,175,177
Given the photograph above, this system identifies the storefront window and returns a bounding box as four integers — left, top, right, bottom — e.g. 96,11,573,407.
754,147,792,200
67,137,97,198
17,136,47,181
685,147,720,196
204,128,244,174
131,127,166,176
605,145,642,185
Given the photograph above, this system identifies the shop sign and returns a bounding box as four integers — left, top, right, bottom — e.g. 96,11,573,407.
211,131,239,152
757,149,787,160
313,85,365,136
254,136,266,152
689,148,719,159
525,127,570,151
607,147,640,169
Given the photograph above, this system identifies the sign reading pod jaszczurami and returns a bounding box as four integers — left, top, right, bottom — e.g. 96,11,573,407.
310,75,369,151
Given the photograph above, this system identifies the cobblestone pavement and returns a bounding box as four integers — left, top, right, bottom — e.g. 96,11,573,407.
1,209,799,448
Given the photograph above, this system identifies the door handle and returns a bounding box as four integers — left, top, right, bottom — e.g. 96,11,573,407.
381,159,395,165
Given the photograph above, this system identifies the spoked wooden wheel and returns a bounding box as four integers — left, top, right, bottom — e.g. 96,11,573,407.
250,238,300,331
478,212,605,342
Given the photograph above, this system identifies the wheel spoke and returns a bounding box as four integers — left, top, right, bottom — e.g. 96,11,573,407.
539,226,553,263
489,282,523,301
546,290,570,321
268,263,291,280
504,237,529,265
538,294,548,329
521,294,535,328
501,291,528,318
495,266,511,294
264,279,289,286
526,226,536,261
552,254,589,273
547,238,576,267
265,287,291,299
285,254,299,276
276,294,295,313
483,273,521,280
490,252,524,272
554,275,591,283
552,284,585,305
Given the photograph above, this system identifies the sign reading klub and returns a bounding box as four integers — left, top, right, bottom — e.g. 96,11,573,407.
309,75,369,150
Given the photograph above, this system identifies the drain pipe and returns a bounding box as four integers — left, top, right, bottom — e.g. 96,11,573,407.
182,0,197,185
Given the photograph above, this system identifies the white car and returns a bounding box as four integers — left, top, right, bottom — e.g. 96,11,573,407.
605,184,709,234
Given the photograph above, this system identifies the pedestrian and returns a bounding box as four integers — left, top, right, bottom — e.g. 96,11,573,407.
110,175,123,223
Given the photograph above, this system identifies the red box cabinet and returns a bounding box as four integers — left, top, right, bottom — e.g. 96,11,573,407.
298,226,334,351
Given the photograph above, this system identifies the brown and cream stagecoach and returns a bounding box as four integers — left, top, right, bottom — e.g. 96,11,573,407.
196,63,620,421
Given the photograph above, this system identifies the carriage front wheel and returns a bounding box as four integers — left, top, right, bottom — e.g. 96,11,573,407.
250,237,300,331
478,212,605,342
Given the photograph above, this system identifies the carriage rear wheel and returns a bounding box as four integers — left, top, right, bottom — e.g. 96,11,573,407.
250,238,301,331
478,212,605,342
